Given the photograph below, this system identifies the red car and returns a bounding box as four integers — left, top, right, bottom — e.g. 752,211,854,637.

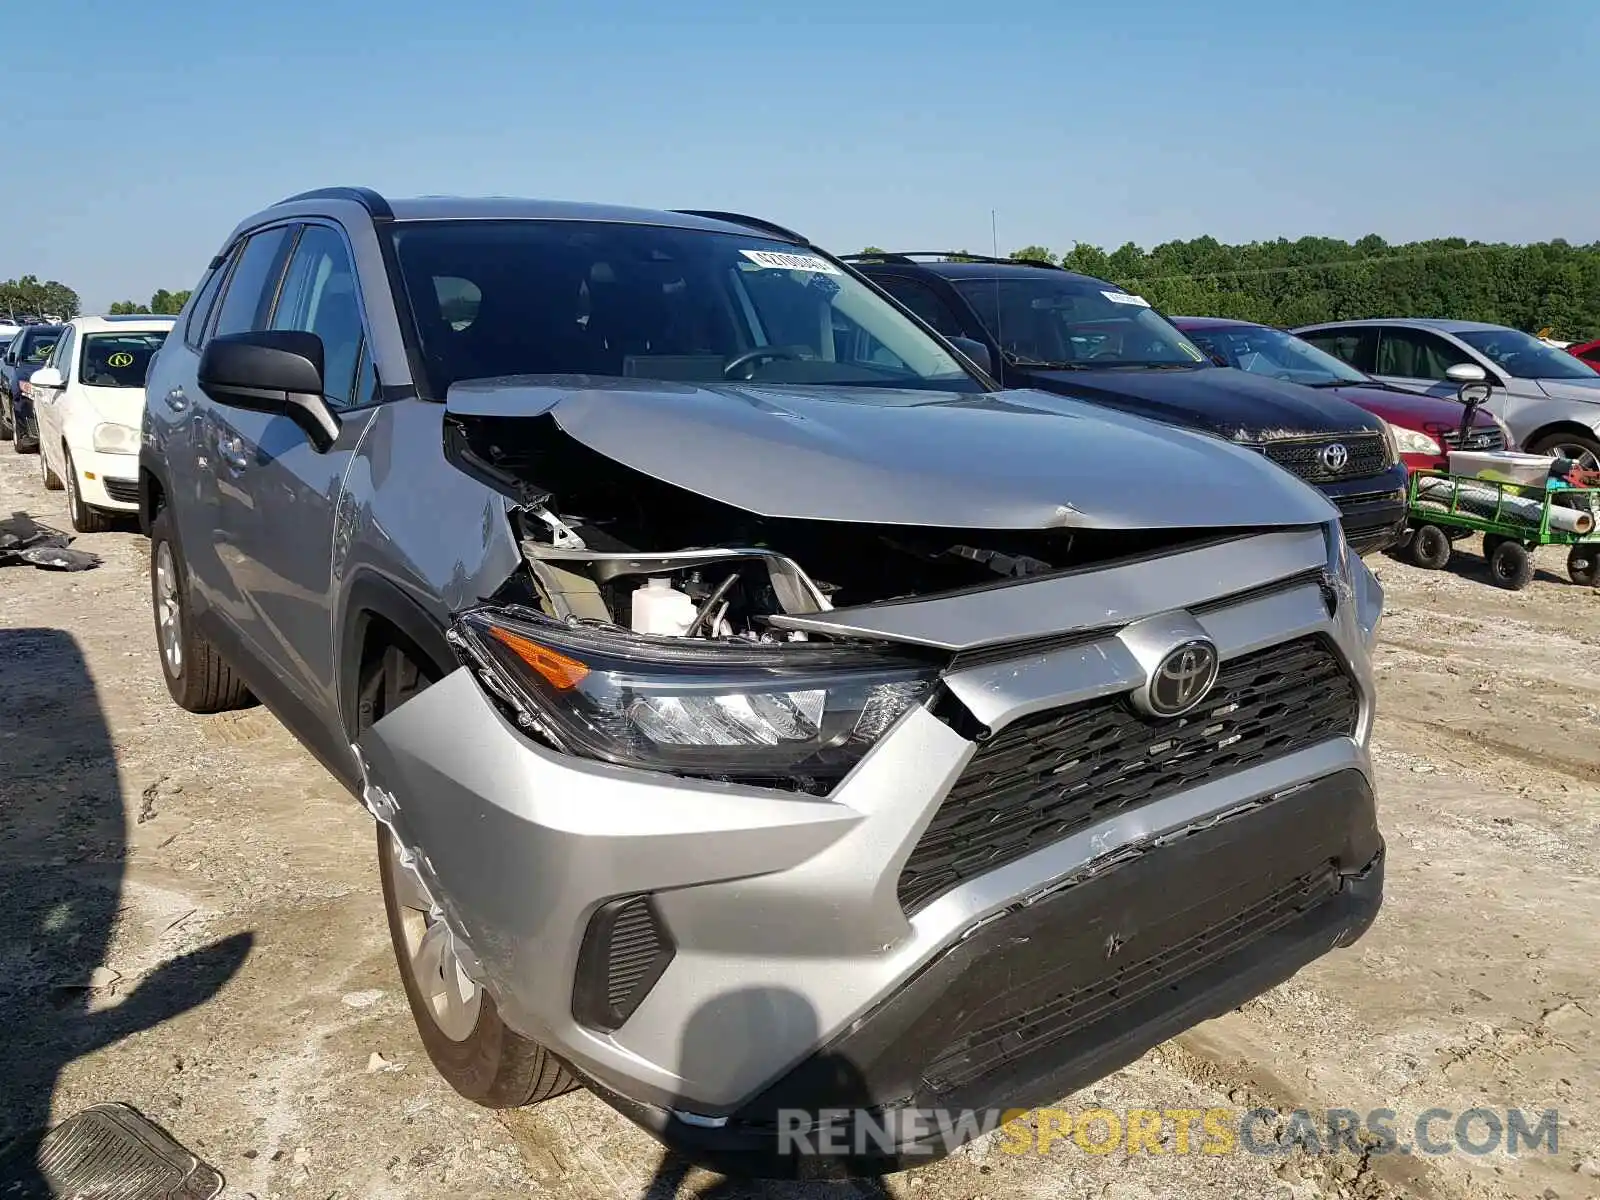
1567,339,1600,371
1172,317,1511,474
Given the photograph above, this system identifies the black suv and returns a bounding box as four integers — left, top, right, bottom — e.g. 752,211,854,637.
848,253,1408,554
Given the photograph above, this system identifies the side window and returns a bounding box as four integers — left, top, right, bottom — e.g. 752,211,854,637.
1301,328,1377,373
184,252,234,348
874,276,967,339
211,226,294,339
1375,329,1472,381
51,329,75,376
271,224,367,408
1580,347,1600,368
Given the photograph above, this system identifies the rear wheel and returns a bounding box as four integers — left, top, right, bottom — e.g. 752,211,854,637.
64,449,114,533
0,396,11,441
1568,545,1600,587
1488,540,1534,590
1409,524,1451,570
364,646,577,1109
149,506,254,712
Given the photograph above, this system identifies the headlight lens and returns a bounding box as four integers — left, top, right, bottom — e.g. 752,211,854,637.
92,422,139,454
1390,426,1442,456
451,607,937,786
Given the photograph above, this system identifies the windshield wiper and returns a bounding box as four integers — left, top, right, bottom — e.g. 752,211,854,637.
1305,379,1364,389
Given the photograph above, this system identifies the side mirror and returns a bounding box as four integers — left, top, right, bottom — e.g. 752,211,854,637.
199,330,340,452
1446,362,1487,384
29,366,64,389
949,336,993,377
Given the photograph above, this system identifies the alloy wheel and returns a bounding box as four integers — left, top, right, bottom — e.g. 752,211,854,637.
387,833,482,1041
154,541,184,677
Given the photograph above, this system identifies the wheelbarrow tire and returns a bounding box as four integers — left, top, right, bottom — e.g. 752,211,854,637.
1482,534,1506,561
1410,524,1451,570
1489,540,1534,590
1568,545,1600,588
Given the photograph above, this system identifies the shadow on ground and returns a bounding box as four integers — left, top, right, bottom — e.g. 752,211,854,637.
0,627,250,1196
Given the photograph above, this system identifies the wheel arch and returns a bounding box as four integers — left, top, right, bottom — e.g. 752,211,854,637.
337,571,457,741
1522,419,1600,454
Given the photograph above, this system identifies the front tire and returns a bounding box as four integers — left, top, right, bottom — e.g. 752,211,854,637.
1567,545,1599,587
64,450,114,533
362,646,577,1109
1527,431,1600,471
40,447,61,490
1409,524,1452,570
149,506,254,712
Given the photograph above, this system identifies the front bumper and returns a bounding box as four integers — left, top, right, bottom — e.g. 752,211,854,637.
1323,481,1408,555
69,446,140,511
356,528,1385,1173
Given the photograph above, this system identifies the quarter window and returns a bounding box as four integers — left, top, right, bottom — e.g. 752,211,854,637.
1300,328,1378,374
184,253,234,348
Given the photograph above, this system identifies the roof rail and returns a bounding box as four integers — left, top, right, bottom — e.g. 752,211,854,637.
274,186,393,220
841,251,1063,270
672,210,807,243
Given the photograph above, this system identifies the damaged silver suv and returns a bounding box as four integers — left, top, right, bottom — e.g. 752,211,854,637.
140,188,1386,1176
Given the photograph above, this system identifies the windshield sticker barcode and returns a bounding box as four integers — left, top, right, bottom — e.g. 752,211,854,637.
1102,290,1151,307
740,250,841,275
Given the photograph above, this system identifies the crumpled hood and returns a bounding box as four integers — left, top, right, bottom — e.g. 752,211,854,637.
1537,378,1600,403
1023,365,1388,443
446,376,1337,531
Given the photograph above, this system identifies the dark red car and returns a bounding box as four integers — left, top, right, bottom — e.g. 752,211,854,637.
1567,339,1600,371
1172,317,1511,473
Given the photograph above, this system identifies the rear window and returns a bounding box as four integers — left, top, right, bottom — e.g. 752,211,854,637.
19,330,61,363
79,331,170,388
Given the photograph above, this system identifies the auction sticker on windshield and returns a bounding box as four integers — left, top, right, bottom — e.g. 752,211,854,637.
1102,290,1151,307
740,250,841,274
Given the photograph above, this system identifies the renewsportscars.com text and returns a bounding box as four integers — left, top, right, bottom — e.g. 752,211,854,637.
775,1106,1560,1159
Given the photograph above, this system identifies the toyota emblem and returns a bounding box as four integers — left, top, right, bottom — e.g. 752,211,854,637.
1319,442,1350,472
1144,640,1220,718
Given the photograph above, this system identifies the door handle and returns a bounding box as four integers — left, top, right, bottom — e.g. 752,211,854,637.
162,387,189,413
216,432,249,471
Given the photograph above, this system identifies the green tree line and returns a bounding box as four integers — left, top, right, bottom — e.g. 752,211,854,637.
110,289,191,316
993,236,1600,340
1,276,81,322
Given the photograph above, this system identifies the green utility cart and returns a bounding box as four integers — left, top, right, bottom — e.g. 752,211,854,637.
1403,469,1600,590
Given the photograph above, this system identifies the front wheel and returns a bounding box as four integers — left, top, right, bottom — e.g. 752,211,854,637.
1527,431,1600,471
64,450,114,533
1488,540,1534,590
40,446,61,491
1409,524,1452,570
1568,545,1600,587
365,648,577,1109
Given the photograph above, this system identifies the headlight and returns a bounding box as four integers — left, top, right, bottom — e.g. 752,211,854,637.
1390,426,1442,456
1492,416,1517,451
92,422,139,454
450,607,937,786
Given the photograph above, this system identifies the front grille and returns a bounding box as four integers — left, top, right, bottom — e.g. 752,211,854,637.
1440,425,1506,452
102,477,139,504
900,636,1358,912
1263,434,1389,482
922,863,1340,1093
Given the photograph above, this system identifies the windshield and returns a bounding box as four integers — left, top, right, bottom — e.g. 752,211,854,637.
1457,328,1600,380
79,331,169,388
389,221,980,396
952,276,1207,368
1185,325,1369,385
19,331,61,364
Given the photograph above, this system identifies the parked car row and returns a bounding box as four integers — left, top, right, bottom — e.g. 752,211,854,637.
7,188,1582,1178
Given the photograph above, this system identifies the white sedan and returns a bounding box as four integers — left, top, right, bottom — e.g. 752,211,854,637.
31,315,175,531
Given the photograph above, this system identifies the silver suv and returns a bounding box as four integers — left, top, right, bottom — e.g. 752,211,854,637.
140,188,1386,1175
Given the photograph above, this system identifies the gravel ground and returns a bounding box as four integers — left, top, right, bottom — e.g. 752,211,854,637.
1,443,1595,1200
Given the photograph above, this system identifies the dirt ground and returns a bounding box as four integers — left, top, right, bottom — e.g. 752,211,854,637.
1,444,1595,1200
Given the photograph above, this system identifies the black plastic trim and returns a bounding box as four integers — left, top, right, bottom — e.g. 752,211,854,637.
573,895,676,1032
275,186,394,220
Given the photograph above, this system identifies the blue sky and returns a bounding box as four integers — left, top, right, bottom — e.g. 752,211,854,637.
5,0,1596,311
